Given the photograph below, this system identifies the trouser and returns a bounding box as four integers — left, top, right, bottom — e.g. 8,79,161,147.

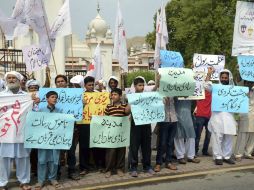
67,125,79,174
38,162,58,184
105,147,126,172
0,157,30,186
129,124,152,171
211,132,233,160
92,148,106,169
194,116,211,154
235,132,254,158
79,124,91,171
156,122,177,165
30,149,38,173
174,138,195,159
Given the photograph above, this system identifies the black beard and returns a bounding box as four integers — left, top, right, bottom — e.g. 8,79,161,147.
221,80,229,85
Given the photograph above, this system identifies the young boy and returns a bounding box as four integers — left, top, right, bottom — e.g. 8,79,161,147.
79,76,95,175
104,88,131,178
35,91,62,190
129,77,155,177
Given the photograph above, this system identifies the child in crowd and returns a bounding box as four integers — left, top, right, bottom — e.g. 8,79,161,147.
26,79,40,177
35,91,62,190
129,77,155,177
79,76,95,175
104,88,131,178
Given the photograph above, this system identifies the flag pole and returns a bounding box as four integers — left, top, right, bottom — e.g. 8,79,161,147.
39,0,58,74
70,34,74,76
42,15,58,75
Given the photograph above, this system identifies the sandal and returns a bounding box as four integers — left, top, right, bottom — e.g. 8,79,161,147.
19,183,31,190
50,180,62,189
68,173,80,180
34,183,43,190
79,170,88,176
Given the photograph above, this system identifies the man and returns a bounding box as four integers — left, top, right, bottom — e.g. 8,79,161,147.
174,98,200,164
194,88,212,156
55,74,81,180
0,71,32,190
234,80,254,161
205,68,237,165
55,75,68,88
107,76,119,92
20,74,28,91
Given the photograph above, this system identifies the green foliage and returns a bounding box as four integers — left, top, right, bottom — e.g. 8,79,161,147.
145,0,251,78
126,71,155,87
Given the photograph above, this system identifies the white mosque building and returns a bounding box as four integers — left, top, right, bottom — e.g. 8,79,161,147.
0,0,155,86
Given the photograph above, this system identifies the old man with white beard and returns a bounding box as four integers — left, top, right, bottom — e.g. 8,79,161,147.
0,71,33,190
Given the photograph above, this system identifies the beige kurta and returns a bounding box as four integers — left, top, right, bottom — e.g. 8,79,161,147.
238,90,254,132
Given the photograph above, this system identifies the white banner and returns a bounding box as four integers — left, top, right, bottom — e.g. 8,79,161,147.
232,1,254,56
22,44,49,72
0,94,33,143
193,53,225,80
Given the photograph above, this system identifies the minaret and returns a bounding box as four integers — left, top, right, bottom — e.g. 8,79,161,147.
86,2,113,81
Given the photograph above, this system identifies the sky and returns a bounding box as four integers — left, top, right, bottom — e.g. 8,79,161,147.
0,0,170,40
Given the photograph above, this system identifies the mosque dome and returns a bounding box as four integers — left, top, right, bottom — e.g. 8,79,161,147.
90,27,96,38
88,14,107,38
106,27,112,39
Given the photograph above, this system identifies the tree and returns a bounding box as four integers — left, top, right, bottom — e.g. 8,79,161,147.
146,0,243,76
126,70,155,87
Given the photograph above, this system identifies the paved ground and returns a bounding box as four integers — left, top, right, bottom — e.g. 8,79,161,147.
118,169,254,190
6,134,254,189
6,154,254,190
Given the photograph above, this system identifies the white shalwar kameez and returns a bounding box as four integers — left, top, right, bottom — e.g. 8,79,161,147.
235,87,254,158
205,69,237,160
0,88,31,187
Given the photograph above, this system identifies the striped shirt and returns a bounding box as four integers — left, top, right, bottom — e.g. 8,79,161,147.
104,103,128,117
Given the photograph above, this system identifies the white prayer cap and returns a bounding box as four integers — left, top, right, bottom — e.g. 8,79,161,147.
108,76,119,83
26,79,40,88
135,76,147,84
219,69,234,85
4,71,23,81
147,80,155,85
98,79,106,87
70,75,84,88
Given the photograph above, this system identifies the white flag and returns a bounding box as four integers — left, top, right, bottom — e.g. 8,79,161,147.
24,0,49,36
113,0,128,72
23,0,51,56
12,0,25,21
153,3,169,69
50,0,72,39
158,4,168,49
154,11,162,70
0,16,17,40
0,0,28,40
0,8,16,40
13,23,29,38
0,3,30,40
86,43,103,81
